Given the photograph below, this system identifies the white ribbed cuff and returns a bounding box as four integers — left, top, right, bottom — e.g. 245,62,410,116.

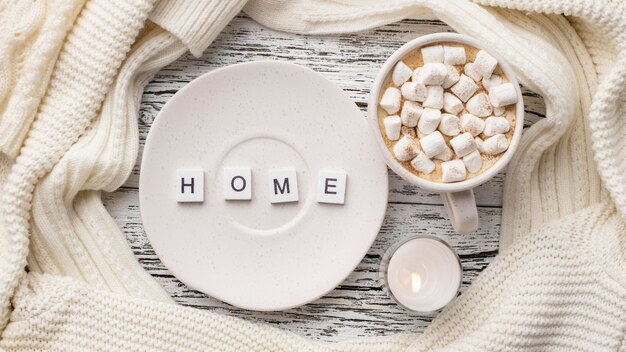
149,0,247,57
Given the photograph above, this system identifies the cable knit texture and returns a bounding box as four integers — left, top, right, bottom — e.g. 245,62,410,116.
0,0,86,158
0,0,156,330
0,0,625,351
26,24,185,302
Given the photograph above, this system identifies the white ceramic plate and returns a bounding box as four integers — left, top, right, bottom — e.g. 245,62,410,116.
140,61,388,311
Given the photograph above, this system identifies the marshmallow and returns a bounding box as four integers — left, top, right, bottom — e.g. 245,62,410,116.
474,50,498,78
489,82,518,107
482,134,509,155
483,116,510,137
450,74,479,102
433,145,453,161
464,63,483,82
380,87,401,114
417,63,447,85
383,115,401,141
441,160,467,183
438,113,460,137
393,135,421,161
401,81,427,102
420,131,447,158
443,92,464,115
442,64,460,89
482,74,502,91
411,67,422,82
417,107,441,134
460,113,485,137
410,152,436,174
463,150,482,173
450,132,478,157
392,61,413,86
400,101,423,127
401,125,417,137
443,46,466,65
493,106,506,116
466,93,493,117
475,137,485,153
421,45,444,64
423,85,444,109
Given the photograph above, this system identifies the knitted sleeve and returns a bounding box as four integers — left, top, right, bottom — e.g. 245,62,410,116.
0,0,156,331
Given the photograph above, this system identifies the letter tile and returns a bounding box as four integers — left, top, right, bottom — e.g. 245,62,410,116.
223,167,252,200
317,170,347,204
269,169,299,203
176,169,204,202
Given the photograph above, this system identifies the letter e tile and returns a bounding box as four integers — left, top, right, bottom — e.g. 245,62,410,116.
316,170,346,204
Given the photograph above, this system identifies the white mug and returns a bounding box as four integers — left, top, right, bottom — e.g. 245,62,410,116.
368,33,524,234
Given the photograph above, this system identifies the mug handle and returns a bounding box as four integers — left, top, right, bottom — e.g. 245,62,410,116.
441,190,478,235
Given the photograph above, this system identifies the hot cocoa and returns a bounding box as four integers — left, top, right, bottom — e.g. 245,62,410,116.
377,42,518,183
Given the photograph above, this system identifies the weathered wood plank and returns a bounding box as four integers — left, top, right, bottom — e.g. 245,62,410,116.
103,14,545,342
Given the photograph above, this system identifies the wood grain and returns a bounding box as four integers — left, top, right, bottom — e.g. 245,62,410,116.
103,14,545,342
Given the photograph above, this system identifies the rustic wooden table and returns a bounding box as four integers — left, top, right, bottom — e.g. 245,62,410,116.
103,14,545,342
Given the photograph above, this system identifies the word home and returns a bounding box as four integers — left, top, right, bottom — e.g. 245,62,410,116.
176,168,347,204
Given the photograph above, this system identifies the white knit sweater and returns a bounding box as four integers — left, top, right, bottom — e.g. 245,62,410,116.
0,0,625,351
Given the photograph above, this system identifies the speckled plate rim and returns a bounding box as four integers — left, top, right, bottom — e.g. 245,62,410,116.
139,61,389,311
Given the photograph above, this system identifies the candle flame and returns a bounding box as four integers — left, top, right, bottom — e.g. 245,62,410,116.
411,272,422,293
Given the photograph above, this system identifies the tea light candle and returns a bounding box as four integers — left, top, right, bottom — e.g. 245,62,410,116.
384,236,461,312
